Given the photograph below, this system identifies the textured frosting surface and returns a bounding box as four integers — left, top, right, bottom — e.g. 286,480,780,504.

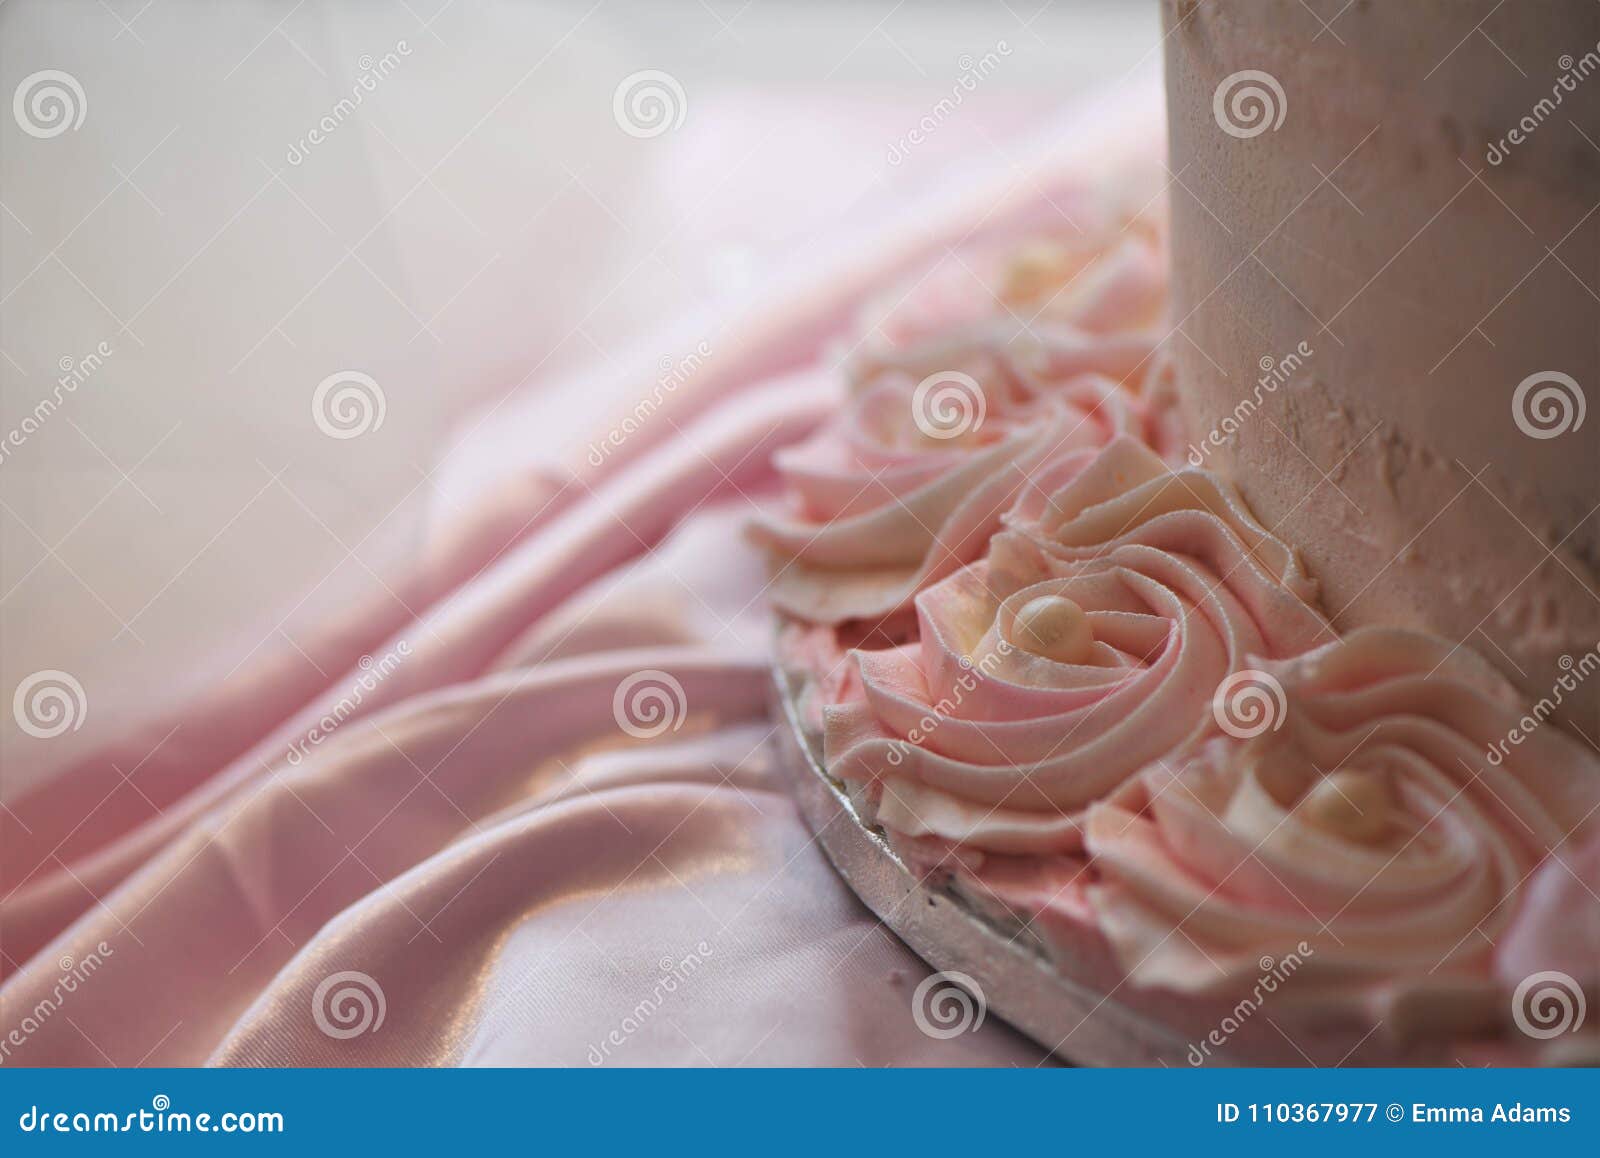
1161,0,1600,729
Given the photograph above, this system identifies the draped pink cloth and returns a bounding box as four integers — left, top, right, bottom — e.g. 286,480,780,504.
0,84,1167,1068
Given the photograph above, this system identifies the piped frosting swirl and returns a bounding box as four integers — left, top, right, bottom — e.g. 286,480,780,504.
751,221,1174,626
822,439,1330,855
1085,628,1600,995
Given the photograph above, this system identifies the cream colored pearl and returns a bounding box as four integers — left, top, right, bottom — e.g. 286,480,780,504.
1300,770,1392,843
1010,595,1094,664
1003,242,1071,302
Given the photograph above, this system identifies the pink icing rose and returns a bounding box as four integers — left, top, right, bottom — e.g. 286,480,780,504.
822,437,1330,857
749,217,1174,627
1085,628,1600,1002
856,199,1167,353
750,366,1168,625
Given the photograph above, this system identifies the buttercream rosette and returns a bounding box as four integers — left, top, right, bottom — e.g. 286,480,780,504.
751,367,1167,625
856,200,1167,355
822,436,1330,860
1085,628,1600,1008
749,217,1175,627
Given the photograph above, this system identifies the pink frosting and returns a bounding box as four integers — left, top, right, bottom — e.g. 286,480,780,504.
822,437,1330,856
1085,628,1600,997
856,219,1167,355
1496,830,1600,993
752,369,1164,624
750,222,1173,626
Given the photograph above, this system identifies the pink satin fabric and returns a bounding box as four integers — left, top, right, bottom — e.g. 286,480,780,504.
0,86,1166,1068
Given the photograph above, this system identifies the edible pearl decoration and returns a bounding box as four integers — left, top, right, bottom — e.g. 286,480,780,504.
1010,595,1095,665
1300,769,1391,844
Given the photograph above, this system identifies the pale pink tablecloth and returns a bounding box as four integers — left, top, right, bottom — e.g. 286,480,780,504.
0,84,1164,1067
